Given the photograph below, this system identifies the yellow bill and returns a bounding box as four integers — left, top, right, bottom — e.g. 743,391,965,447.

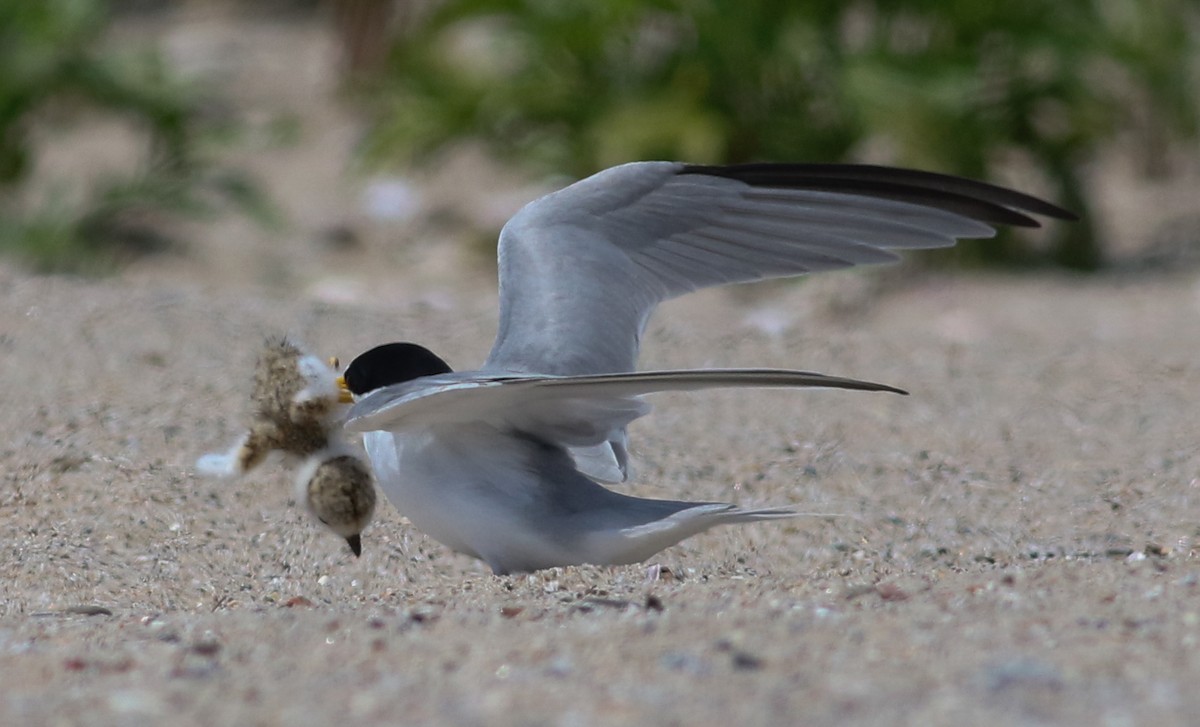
335,375,353,403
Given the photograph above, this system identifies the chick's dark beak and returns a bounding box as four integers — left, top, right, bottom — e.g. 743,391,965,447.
345,533,362,557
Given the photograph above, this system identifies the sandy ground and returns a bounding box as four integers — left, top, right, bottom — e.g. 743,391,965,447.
4,259,1200,727
5,8,1200,727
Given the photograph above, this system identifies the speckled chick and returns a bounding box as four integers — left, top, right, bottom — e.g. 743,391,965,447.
296,452,376,556
198,337,343,475
242,337,341,464
197,337,376,557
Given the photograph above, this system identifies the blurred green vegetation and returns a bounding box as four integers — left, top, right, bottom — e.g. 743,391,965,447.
361,0,1200,270
0,0,276,273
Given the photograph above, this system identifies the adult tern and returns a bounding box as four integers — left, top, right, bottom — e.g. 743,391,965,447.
339,162,1074,574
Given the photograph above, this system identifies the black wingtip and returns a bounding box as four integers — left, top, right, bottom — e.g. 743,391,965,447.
346,534,362,557
679,162,1078,227
836,377,907,396
865,382,908,396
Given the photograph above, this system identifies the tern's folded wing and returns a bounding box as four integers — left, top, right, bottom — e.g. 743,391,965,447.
344,368,905,443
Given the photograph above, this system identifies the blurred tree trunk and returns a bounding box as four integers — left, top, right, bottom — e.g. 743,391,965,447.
330,0,396,78
1048,160,1101,271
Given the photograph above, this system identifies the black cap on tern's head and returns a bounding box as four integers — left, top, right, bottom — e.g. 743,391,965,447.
342,342,453,396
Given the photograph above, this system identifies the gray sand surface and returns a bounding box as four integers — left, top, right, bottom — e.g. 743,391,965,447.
2,260,1198,726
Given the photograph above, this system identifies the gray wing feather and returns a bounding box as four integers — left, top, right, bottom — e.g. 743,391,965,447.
345,368,903,440
345,367,903,483
486,161,1072,375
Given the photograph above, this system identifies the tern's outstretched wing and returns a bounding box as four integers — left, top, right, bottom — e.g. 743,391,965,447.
485,162,1075,376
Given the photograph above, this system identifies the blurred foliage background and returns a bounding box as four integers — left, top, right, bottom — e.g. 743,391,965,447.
360,0,1200,270
1,0,1197,272
0,0,277,272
